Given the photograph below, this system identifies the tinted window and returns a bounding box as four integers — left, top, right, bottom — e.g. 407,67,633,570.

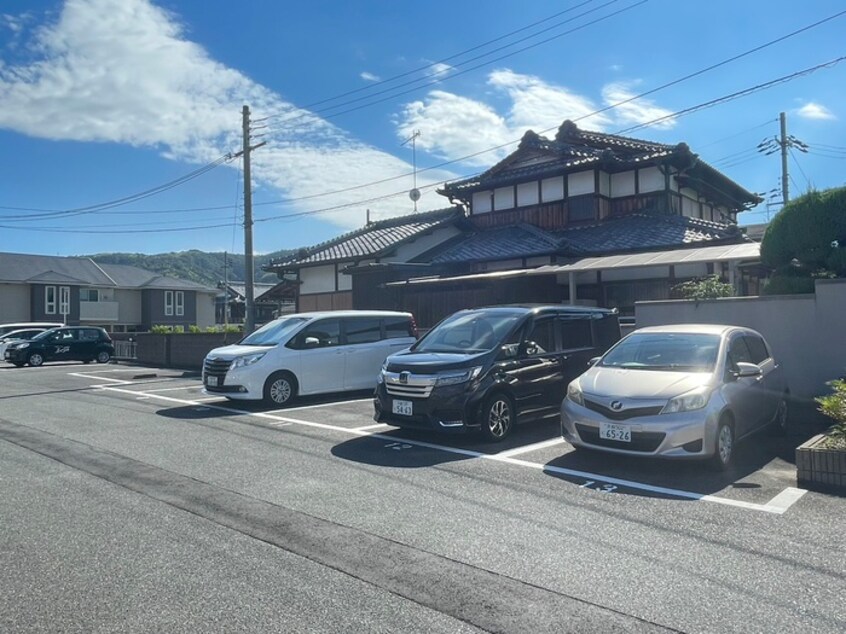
525,319,555,354
294,319,341,348
559,318,593,350
346,317,382,344
384,316,413,340
592,315,621,348
79,329,101,342
51,329,77,342
727,337,754,368
601,333,721,372
743,336,770,364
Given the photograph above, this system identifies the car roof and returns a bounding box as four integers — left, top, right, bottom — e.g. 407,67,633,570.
282,310,412,319
631,324,757,337
466,304,616,315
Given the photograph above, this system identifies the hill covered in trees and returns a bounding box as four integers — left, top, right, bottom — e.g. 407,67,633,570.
87,249,296,287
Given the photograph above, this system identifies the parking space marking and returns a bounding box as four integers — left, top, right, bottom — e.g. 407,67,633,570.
266,398,372,414
496,438,566,458
128,385,204,393
761,487,807,514
87,380,805,515
354,423,391,431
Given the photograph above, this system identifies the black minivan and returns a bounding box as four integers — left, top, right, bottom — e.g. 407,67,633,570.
374,305,620,441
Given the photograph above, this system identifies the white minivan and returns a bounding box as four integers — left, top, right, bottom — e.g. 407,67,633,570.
202,310,417,406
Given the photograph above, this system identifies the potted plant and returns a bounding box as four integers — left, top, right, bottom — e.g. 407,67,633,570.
796,379,846,493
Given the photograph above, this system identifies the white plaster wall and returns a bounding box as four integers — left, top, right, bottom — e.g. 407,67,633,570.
541,176,564,202
337,271,352,291
473,191,492,214
517,182,539,207
636,279,846,398
494,186,515,211
682,196,699,218
568,171,594,196
196,291,216,328
0,284,29,322
611,171,635,197
299,264,337,294
674,263,709,278
669,173,680,192
638,166,664,192
387,225,464,262
601,266,670,282
115,289,142,323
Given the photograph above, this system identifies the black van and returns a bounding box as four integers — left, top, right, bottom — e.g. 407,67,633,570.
374,305,620,441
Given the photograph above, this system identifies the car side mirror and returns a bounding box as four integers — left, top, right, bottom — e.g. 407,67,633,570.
734,361,762,378
303,336,321,349
587,356,601,367
520,341,538,357
498,344,518,360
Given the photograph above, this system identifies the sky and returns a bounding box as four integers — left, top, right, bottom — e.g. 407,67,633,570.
0,0,844,257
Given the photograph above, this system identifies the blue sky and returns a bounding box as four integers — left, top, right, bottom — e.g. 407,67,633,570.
0,0,844,257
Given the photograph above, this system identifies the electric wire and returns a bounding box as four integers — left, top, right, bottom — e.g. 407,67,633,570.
789,148,811,190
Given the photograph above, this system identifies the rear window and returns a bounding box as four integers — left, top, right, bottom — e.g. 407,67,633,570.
383,316,414,340
79,329,102,342
345,317,382,344
559,318,593,350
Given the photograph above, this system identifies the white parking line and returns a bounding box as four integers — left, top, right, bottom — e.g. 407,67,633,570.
266,398,372,414
89,380,806,515
354,423,391,431
496,438,566,458
129,385,203,393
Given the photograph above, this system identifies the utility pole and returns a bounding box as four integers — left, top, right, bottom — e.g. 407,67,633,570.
223,250,229,330
240,105,266,335
779,111,789,205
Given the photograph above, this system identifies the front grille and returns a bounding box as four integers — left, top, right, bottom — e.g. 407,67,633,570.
204,357,232,378
576,424,665,452
584,398,664,421
384,371,436,398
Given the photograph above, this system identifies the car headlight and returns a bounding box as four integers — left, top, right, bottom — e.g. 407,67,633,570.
17,343,29,350
567,381,584,406
435,366,482,386
230,353,266,369
661,386,713,414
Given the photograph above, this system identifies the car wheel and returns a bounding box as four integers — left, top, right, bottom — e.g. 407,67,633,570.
481,393,515,442
264,372,297,406
27,352,44,367
708,417,734,471
769,396,789,436
96,350,111,364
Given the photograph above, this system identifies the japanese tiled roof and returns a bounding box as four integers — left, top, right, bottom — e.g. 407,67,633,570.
0,251,214,291
442,120,677,193
268,206,464,268
429,213,745,264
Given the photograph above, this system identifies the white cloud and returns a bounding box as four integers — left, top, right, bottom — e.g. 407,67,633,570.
0,0,456,231
396,70,675,167
601,81,675,129
428,62,454,79
796,102,836,121
360,71,380,82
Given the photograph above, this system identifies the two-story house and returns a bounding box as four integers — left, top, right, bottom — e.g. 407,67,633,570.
0,252,218,331
266,120,763,327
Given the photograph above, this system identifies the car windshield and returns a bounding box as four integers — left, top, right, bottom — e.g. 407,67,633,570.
600,332,721,372
413,310,523,354
239,317,308,346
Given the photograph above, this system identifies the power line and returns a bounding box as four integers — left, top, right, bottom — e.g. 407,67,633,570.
696,119,777,150
789,148,811,190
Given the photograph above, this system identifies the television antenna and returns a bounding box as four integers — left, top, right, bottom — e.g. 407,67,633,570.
401,130,421,212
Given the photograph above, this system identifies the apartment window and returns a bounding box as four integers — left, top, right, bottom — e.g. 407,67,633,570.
45,286,56,314
165,291,174,316
59,286,70,317
80,289,99,302
175,291,185,317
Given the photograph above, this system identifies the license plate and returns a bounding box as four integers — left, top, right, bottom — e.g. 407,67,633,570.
392,399,413,416
599,422,631,442
205,376,220,387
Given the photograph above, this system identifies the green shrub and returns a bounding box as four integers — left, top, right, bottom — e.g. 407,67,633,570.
762,275,815,295
188,325,201,334
816,379,846,450
672,275,734,300
150,325,172,334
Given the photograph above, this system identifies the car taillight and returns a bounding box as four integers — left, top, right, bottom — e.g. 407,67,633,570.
409,316,418,339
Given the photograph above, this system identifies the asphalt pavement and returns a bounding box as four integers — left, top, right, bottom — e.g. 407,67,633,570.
1,363,844,633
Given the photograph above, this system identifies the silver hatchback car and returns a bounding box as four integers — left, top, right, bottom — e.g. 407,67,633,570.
561,324,788,470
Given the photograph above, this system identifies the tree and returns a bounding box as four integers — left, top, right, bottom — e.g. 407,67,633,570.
760,186,846,294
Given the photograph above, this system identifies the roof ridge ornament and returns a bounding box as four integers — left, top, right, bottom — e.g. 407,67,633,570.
518,129,542,149
555,120,580,143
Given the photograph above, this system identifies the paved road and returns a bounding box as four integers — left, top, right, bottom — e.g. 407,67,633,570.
1,363,844,633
